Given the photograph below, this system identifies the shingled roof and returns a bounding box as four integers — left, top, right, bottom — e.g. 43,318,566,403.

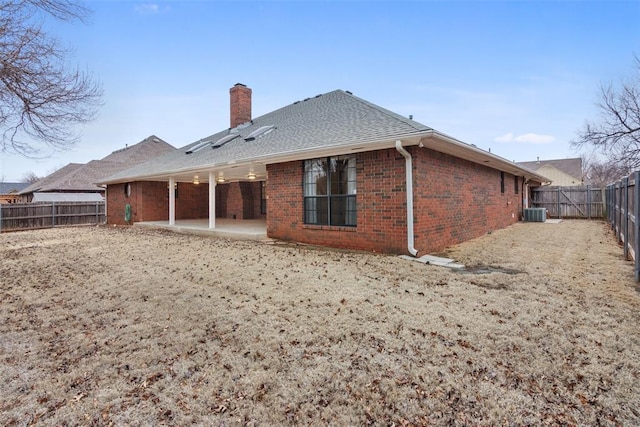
517,158,583,181
0,182,29,194
19,163,84,194
100,89,549,185
20,136,175,195
101,90,432,182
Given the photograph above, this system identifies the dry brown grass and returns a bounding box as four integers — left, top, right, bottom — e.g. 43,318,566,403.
1,220,639,426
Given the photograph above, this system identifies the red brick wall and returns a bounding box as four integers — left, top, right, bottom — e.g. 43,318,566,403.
412,147,522,253
226,182,243,219
266,161,303,237
106,180,261,225
175,183,208,219
266,147,523,255
107,181,168,225
222,181,265,220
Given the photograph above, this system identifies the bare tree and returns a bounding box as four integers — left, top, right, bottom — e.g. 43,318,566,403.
582,154,629,187
21,170,39,183
0,0,102,156
572,56,640,170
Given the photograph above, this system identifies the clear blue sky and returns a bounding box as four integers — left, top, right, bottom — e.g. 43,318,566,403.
1,0,639,181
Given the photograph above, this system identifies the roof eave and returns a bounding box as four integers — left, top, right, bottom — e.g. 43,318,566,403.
98,129,550,185
97,131,431,185
424,131,551,185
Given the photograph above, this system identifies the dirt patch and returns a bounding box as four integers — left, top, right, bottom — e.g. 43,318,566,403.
1,221,639,425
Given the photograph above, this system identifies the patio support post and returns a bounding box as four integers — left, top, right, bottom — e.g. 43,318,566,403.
169,177,176,226
209,171,216,229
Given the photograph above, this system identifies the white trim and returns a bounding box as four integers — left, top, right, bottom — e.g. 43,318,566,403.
99,130,551,185
169,177,175,226
209,171,216,229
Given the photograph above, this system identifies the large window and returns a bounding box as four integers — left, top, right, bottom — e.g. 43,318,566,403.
304,155,356,226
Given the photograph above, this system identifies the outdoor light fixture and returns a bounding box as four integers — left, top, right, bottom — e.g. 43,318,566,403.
193,175,200,185
247,172,256,180
216,175,225,183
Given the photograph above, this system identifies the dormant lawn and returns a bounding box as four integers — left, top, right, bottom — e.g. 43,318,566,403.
1,220,638,425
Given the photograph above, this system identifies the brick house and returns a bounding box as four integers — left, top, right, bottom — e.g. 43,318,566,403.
99,84,548,255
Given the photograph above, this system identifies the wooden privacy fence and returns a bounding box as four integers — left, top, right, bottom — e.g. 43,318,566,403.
531,186,605,219
606,171,640,282
0,202,105,232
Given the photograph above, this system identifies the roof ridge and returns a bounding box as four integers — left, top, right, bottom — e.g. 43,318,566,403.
341,90,432,132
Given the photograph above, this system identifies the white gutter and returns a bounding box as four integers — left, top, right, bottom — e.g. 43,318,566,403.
97,131,432,185
97,129,550,186
395,140,418,257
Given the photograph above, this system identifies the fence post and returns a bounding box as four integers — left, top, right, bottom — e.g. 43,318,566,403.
623,176,629,259
634,172,640,282
587,185,591,219
557,187,561,219
608,185,612,225
0,203,2,232
616,182,621,240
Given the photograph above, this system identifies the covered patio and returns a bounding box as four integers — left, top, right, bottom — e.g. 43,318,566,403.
134,218,267,240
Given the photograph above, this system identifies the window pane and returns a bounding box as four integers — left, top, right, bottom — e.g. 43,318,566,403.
304,159,328,196
330,195,357,226
330,156,356,195
304,197,328,225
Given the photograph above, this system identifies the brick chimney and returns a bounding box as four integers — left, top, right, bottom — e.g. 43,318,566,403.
230,83,252,128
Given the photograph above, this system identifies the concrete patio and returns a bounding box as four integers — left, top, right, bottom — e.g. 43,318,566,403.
134,218,267,240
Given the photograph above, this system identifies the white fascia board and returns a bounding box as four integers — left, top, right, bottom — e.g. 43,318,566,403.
98,132,431,184
99,129,550,185
424,131,551,184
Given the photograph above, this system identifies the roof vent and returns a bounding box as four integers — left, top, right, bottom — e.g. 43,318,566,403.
345,90,353,95
244,125,275,141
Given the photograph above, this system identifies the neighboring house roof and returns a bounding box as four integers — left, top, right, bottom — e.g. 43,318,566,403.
517,158,583,183
533,164,582,186
0,182,29,194
101,135,176,164
31,192,104,203
19,163,84,194
20,135,176,195
34,160,128,192
100,90,549,185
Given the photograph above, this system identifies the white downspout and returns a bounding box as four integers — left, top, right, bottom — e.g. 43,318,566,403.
395,140,418,256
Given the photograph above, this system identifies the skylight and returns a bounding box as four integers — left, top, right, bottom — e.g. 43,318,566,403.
244,125,275,141
185,139,211,154
212,133,240,149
